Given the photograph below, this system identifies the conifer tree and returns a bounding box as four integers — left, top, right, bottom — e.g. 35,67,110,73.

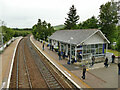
64,5,79,29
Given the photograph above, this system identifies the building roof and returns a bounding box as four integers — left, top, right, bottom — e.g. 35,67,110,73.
49,29,110,45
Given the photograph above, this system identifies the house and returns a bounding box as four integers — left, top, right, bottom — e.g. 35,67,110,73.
48,29,110,63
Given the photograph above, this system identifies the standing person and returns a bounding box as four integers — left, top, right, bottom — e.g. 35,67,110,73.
42,43,44,51
58,50,62,60
118,62,120,75
78,53,82,62
82,66,86,79
63,51,65,59
67,51,71,64
104,57,108,68
112,54,115,63
79,54,82,60
49,44,51,50
68,51,70,61
91,56,95,66
52,45,54,51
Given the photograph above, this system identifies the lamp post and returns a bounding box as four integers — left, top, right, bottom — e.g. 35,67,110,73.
68,37,73,64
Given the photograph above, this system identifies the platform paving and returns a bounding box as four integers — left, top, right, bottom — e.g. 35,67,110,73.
0,37,22,89
31,35,119,89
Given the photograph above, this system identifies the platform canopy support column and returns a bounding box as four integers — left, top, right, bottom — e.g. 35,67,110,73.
75,46,77,62
60,42,61,51
106,43,108,54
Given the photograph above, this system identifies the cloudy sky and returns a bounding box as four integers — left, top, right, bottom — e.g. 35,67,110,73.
0,0,111,28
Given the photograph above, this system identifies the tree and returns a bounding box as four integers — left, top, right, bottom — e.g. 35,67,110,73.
116,26,120,51
83,16,99,29
32,19,55,41
78,16,99,29
99,1,118,44
0,26,30,43
117,26,120,39
2,26,14,43
64,5,79,29
116,37,120,52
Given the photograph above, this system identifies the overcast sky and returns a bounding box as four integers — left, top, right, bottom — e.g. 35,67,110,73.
0,0,111,28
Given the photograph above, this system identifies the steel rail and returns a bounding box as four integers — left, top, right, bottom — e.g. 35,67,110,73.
22,39,32,89
15,38,32,88
27,38,64,89
16,42,19,88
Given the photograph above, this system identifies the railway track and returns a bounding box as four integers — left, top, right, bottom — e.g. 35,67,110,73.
22,39,32,88
26,37,65,88
10,39,32,88
10,36,75,88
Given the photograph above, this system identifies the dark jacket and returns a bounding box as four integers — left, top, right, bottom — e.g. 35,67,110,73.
92,56,95,62
83,68,86,73
78,54,82,60
118,63,120,69
68,51,70,57
42,44,44,48
105,58,108,64
63,52,65,56
58,51,61,56
112,55,115,59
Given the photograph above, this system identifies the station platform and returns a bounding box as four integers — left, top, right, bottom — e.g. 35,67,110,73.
0,37,22,89
31,35,118,89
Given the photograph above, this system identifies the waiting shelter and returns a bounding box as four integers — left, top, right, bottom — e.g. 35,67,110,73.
48,29,110,63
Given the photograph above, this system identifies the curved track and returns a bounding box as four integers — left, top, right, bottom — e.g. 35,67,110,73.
10,36,76,89
10,38,32,88
26,37,64,88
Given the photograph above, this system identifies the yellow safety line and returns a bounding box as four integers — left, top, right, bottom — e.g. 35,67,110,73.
44,50,91,88
32,37,92,89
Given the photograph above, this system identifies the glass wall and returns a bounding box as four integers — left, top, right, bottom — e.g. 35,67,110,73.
60,42,105,60
78,44,105,60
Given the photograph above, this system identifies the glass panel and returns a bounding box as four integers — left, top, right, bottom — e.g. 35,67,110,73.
99,48,102,54
99,44,102,48
91,49,95,55
95,44,98,48
83,54,91,59
83,45,86,49
91,44,94,48
86,45,91,54
87,49,90,53
83,49,86,54
83,45,86,54
96,48,99,54
87,45,91,49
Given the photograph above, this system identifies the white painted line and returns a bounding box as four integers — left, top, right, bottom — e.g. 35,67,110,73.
7,37,23,88
75,67,79,69
30,36,82,89
64,71,71,77
1,82,6,89
89,65,104,70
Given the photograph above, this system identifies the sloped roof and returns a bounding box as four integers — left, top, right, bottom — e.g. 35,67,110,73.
49,29,109,45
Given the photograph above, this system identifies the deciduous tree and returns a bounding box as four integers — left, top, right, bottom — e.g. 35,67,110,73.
78,16,99,29
32,19,54,41
99,1,118,43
